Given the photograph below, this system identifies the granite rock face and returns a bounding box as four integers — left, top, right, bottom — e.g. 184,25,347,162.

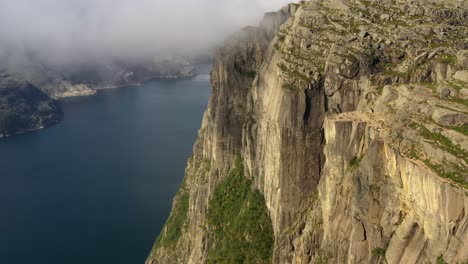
0,74,63,138
148,1,468,263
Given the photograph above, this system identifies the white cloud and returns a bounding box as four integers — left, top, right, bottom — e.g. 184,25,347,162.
0,0,294,63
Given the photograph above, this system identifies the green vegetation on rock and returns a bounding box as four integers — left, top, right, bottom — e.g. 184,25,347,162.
206,157,274,264
437,255,448,264
242,71,257,79
409,123,468,188
416,124,468,160
349,156,362,171
234,62,257,79
452,124,468,136
423,160,467,188
372,247,386,257
382,70,408,78
372,247,387,264
154,190,189,247
437,54,458,65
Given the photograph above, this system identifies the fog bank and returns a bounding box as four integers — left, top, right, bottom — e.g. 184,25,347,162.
0,0,294,64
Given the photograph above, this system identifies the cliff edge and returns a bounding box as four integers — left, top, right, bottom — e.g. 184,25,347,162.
148,1,468,263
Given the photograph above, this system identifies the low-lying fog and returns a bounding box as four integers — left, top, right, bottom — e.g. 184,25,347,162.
0,0,294,65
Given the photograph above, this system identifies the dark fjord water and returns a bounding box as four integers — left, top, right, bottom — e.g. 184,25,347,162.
0,74,211,264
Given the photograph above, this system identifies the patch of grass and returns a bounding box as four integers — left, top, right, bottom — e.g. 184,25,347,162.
407,145,421,160
372,247,386,255
438,54,457,65
417,124,468,161
429,42,448,49
424,160,467,188
447,97,468,108
420,82,437,89
206,157,274,264
382,70,407,78
241,71,257,79
234,62,257,79
278,62,312,88
349,156,362,171
372,247,387,264
379,62,398,69
446,80,467,92
372,247,386,257
451,124,468,136
155,190,190,247
437,255,448,264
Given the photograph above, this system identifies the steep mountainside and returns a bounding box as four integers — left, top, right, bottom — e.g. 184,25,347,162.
0,74,63,138
1,56,197,99
147,0,468,263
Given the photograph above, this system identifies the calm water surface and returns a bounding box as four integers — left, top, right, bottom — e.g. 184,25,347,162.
0,73,211,264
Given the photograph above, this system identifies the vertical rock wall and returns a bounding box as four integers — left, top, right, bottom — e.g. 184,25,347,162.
148,1,468,263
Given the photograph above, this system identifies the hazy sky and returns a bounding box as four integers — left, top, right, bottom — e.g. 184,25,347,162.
0,0,293,63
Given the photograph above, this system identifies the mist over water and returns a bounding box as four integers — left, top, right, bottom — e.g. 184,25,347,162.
0,0,294,65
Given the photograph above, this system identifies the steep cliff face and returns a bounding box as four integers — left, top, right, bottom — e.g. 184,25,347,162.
148,0,468,263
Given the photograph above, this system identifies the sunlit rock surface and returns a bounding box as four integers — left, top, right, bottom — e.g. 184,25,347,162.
148,0,468,263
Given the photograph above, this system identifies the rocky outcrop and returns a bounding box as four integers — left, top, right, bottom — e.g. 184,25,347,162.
42,80,96,99
148,0,468,263
0,74,63,138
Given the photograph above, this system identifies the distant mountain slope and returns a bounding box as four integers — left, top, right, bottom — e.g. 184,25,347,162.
1,55,198,99
0,74,63,138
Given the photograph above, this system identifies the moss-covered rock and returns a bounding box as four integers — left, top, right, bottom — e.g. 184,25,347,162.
206,158,274,264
